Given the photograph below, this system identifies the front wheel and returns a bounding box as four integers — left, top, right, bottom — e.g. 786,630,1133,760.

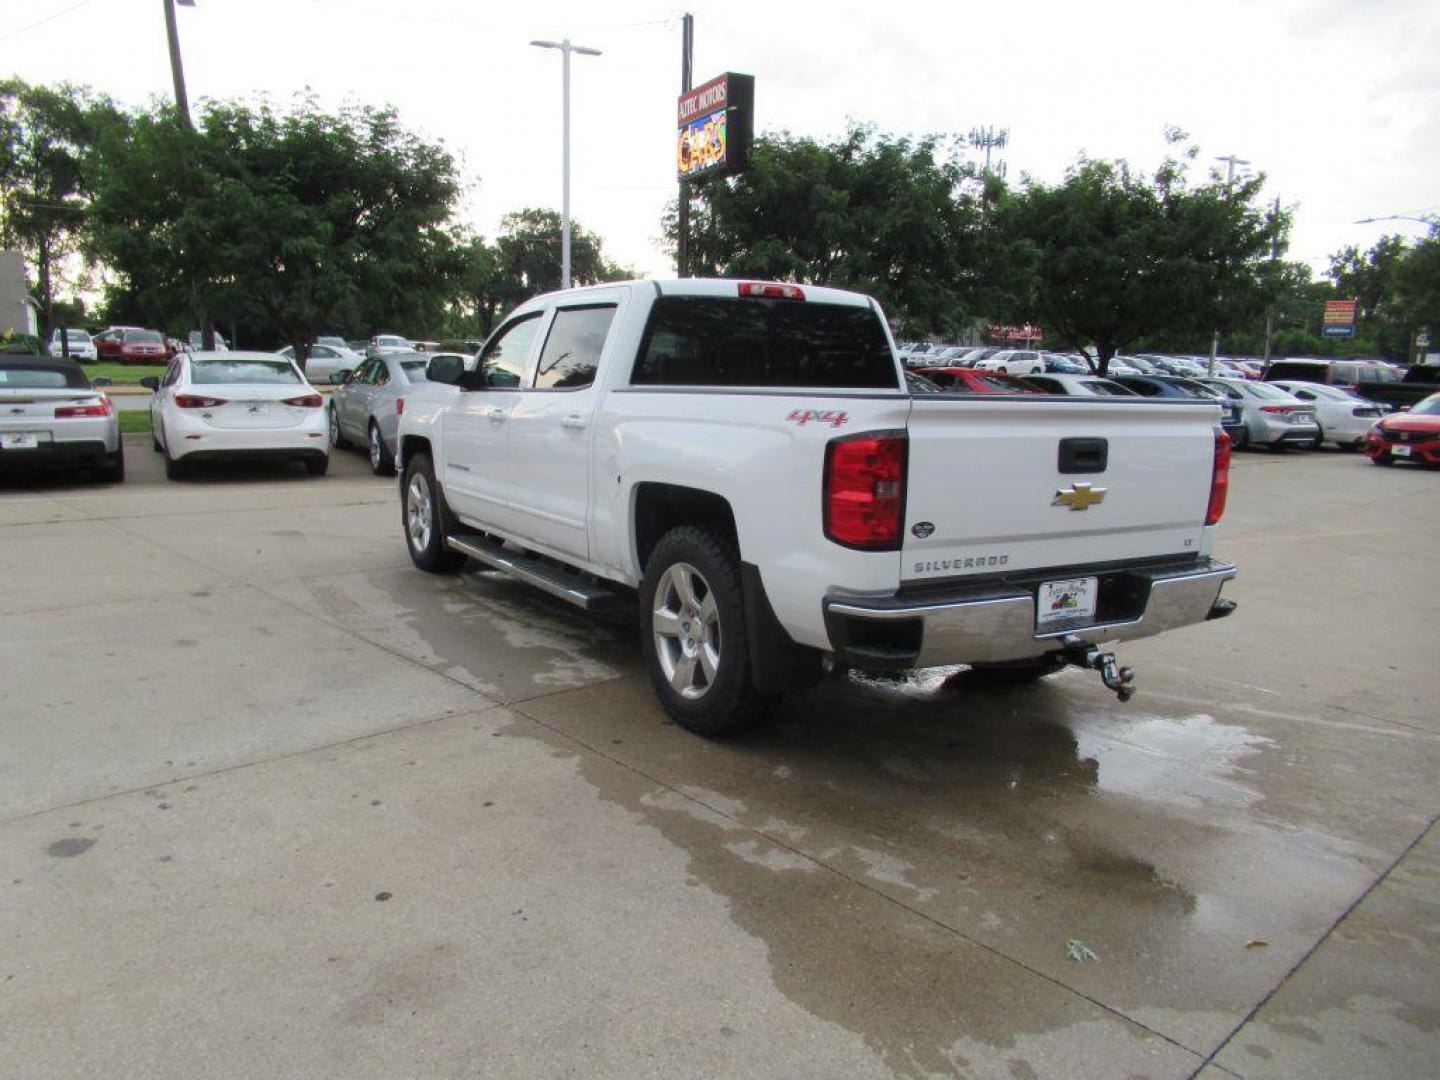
401,452,465,573
329,406,346,449
639,526,778,737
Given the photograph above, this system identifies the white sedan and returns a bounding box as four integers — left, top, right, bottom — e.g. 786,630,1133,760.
1268,380,1387,448
277,342,364,383
144,352,329,479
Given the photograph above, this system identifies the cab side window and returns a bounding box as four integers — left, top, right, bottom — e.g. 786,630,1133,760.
533,305,616,390
475,314,542,388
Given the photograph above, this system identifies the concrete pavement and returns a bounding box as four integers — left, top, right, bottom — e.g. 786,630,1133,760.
1,440,1436,1078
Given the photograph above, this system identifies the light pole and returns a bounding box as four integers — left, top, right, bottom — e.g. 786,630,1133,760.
1354,212,1439,230
531,37,602,290
1209,154,1251,376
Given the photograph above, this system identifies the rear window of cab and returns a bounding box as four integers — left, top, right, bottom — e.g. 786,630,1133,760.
632,296,899,389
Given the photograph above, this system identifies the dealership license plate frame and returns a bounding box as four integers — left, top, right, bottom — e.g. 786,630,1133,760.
0,432,43,450
1037,576,1098,630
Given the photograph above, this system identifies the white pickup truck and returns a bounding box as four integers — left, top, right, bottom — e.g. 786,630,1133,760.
396,279,1236,735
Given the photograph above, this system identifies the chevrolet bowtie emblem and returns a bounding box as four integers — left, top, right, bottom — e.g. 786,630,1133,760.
1052,483,1107,511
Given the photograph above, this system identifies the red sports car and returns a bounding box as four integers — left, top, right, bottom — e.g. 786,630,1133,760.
1363,393,1440,466
919,367,1042,394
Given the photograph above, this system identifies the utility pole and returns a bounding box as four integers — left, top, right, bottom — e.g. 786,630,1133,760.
1262,194,1281,366
163,0,192,127
676,13,694,278
1209,153,1251,376
531,37,602,290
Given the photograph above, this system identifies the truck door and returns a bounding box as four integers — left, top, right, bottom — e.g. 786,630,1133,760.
440,312,542,528
504,297,623,559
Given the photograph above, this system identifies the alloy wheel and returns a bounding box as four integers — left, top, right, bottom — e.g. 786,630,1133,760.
406,472,433,553
652,562,721,700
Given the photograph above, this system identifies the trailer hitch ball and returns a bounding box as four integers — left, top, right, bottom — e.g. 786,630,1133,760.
1061,638,1137,703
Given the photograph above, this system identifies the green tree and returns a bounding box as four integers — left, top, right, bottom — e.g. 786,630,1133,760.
1393,229,1440,360
666,126,989,339
0,79,120,333
993,139,1283,373
495,208,629,295
89,97,462,356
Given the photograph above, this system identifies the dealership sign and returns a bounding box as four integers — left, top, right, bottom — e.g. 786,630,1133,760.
1322,298,1358,339
676,73,754,182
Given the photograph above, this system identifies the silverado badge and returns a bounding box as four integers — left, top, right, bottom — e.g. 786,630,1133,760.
1052,483,1107,511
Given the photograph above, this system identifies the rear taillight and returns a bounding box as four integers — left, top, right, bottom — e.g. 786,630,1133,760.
174,393,227,408
1206,430,1231,526
824,431,907,550
1259,404,1293,415
54,397,114,419
739,282,806,301
282,394,324,408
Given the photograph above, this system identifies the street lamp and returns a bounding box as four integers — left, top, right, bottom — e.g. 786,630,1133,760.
1208,154,1252,376
531,37,602,290
1354,212,1439,229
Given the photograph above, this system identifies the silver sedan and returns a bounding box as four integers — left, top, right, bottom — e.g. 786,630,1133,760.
0,357,123,481
328,351,433,474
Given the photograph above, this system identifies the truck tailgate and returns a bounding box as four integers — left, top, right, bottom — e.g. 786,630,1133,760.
903,398,1219,583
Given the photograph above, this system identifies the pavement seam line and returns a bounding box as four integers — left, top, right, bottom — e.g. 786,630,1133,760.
1185,810,1440,1079
0,705,507,828
498,691,1207,1063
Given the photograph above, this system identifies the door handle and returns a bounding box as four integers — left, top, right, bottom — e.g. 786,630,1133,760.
486,407,508,422
561,415,587,430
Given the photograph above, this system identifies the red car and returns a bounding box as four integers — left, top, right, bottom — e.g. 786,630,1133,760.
918,367,1042,394
1363,393,1440,466
94,327,172,364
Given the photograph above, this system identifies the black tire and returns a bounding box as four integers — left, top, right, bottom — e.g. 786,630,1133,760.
368,421,395,476
1230,427,1249,451
968,657,1067,684
639,525,778,737
163,443,188,480
96,444,125,483
1372,453,1395,467
1306,432,1325,451
329,405,347,449
401,452,465,573
304,454,329,476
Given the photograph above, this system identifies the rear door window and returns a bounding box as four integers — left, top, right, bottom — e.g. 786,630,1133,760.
632,296,898,389
533,305,616,390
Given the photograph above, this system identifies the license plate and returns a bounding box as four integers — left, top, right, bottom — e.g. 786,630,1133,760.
0,432,40,450
1393,444,1412,457
1037,576,1098,628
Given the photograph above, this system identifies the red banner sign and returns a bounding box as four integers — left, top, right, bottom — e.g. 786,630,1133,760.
1323,299,1357,324
678,74,729,127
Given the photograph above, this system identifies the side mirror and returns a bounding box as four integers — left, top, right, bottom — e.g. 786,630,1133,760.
330,369,352,385
427,354,467,386
139,376,160,391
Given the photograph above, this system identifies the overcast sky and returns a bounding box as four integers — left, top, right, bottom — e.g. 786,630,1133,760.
8,0,1438,280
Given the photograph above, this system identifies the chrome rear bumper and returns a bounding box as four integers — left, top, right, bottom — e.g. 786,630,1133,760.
824,558,1237,670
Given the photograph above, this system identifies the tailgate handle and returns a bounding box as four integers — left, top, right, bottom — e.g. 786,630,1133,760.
1058,437,1107,474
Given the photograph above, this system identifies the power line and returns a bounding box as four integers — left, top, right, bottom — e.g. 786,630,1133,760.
0,0,99,45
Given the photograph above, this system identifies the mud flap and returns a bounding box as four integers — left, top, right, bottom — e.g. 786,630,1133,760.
741,562,825,695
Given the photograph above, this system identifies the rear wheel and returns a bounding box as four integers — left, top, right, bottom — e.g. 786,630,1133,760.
369,421,394,476
640,526,778,737
304,454,329,476
1372,453,1395,467
164,448,188,479
329,405,346,448
96,444,125,483
402,452,465,573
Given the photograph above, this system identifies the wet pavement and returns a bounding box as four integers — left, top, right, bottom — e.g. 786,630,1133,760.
1,439,1436,1078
